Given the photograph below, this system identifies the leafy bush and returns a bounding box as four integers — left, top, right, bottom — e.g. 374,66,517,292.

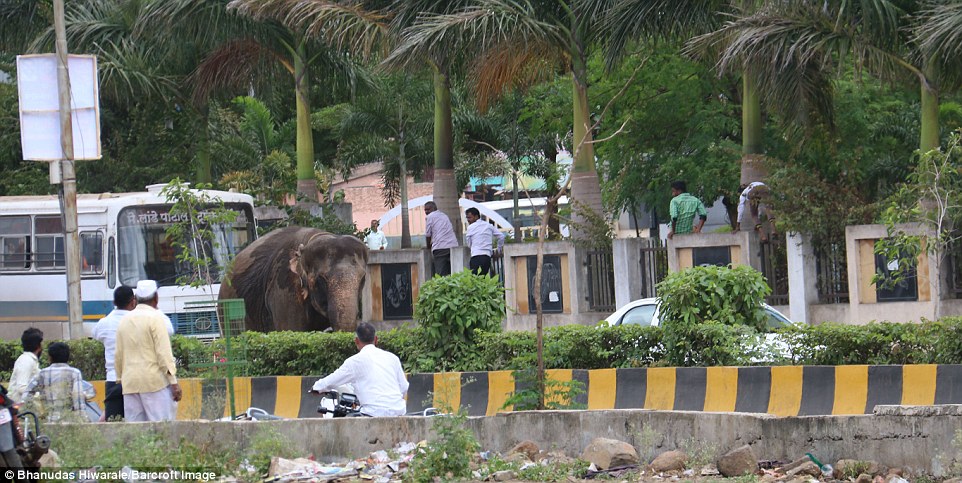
405,411,480,482
413,271,506,371
657,265,772,329
18,317,962,378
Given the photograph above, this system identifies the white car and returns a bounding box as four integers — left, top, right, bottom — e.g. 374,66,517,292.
604,297,792,329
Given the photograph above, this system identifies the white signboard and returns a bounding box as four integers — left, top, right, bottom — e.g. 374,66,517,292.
16,54,101,161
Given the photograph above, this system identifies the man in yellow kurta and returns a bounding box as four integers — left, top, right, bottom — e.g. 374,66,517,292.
115,280,182,422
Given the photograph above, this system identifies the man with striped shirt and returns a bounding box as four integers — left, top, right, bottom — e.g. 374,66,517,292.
667,180,707,239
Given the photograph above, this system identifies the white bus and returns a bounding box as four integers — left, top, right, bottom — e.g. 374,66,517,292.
0,184,257,340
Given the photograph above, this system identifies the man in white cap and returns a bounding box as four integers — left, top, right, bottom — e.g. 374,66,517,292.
115,280,182,421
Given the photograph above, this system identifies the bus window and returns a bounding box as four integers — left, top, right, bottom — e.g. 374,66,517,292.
35,215,65,270
107,236,116,288
0,215,31,271
81,232,104,275
117,204,255,287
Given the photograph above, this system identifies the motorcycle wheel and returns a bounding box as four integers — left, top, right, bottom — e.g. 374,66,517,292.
1,448,23,468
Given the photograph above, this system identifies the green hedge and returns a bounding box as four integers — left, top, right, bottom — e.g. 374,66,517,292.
6,318,962,379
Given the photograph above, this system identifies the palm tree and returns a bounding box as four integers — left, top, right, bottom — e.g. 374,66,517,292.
692,0,956,153
605,0,787,185
153,0,388,201
337,73,433,248
388,0,612,238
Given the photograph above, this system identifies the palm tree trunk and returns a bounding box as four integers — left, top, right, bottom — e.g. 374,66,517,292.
294,40,317,202
569,49,603,238
195,106,212,184
432,63,462,242
399,125,412,248
920,65,940,152
740,74,766,185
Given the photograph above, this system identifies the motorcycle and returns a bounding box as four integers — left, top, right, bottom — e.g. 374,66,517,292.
314,388,438,418
0,385,50,470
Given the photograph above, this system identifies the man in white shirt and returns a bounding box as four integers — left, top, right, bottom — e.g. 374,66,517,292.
91,285,138,421
424,201,458,277
310,322,409,417
8,328,43,402
364,219,388,250
464,207,505,277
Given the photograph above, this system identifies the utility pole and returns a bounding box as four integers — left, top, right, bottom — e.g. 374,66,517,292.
54,0,84,339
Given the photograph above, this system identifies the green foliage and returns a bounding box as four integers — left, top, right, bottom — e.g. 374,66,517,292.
47,423,292,479
161,179,239,288
262,206,362,238
414,271,506,371
565,200,615,251
657,265,771,329
657,265,772,366
405,411,480,482
502,368,586,411
874,130,962,290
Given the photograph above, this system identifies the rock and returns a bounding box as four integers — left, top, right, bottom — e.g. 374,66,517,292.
38,449,60,468
716,445,758,477
780,456,811,474
510,440,541,461
837,459,881,476
886,477,909,483
887,468,904,477
785,462,820,478
650,450,688,472
856,473,873,483
504,452,530,464
543,451,575,465
493,470,516,482
580,437,640,470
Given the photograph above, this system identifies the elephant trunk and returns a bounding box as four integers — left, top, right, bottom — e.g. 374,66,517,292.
327,285,361,332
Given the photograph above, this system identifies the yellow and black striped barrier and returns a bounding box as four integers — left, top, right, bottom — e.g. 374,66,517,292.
89,365,962,419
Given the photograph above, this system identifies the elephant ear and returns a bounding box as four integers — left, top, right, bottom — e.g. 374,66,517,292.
289,244,310,304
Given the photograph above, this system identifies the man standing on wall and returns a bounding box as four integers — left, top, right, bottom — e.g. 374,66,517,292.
115,280,182,422
364,219,388,250
667,180,707,240
92,285,138,421
424,201,458,277
464,207,505,277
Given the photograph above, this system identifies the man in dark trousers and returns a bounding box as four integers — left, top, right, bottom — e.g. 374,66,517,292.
424,201,458,276
92,285,137,421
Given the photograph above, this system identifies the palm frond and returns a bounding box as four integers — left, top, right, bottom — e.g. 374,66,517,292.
469,36,565,112
227,0,391,59
914,2,962,88
96,39,181,105
383,0,562,71
190,39,288,105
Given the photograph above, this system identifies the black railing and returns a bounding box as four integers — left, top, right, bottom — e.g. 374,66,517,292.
491,253,505,287
585,249,616,312
639,238,668,299
949,236,962,299
815,241,850,304
760,236,790,306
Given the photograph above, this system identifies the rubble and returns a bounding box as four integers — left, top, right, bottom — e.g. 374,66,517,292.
650,450,688,472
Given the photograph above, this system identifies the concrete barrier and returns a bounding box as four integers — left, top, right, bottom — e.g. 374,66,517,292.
53,406,962,476
93,365,962,420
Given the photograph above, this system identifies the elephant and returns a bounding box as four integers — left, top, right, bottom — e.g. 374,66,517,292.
219,226,369,332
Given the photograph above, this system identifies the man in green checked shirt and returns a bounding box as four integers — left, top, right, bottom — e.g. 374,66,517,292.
667,180,707,239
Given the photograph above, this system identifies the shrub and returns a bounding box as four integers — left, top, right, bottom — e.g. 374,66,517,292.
657,265,772,330
413,271,506,371
405,410,480,482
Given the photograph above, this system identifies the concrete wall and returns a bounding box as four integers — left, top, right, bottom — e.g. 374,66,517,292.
106,365,962,423
501,241,609,330
56,406,962,475
667,231,761,273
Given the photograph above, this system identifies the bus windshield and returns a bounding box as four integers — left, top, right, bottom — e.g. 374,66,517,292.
117,203,255,287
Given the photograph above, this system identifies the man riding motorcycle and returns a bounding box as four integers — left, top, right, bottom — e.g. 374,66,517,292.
310,323,409,417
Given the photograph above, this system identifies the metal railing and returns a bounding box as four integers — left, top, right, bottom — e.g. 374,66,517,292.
639,238,668,299
585,249,616,312
760,236,790,306
491,253,505,287
815,241,850,304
